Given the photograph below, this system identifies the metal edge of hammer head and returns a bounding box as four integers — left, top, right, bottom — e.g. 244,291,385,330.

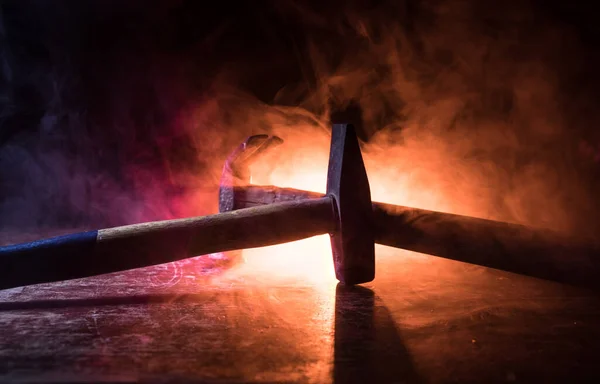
218,126,376,285
326,124,375,285
218,134,284,213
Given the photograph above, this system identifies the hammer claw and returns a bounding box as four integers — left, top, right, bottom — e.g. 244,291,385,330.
219,134,284,213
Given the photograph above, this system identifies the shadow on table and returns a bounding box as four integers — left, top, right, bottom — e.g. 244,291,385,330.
334,283,421,384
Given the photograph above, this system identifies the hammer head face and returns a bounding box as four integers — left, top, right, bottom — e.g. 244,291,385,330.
327,124,375,285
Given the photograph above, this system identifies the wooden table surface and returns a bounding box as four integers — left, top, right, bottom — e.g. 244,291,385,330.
0,237,599,383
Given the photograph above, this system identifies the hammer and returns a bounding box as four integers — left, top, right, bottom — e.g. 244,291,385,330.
221,136,600,291
0,123,375,290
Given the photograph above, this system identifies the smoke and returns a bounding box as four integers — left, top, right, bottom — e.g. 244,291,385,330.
0,1,232,241
1,0,599,245
214,0,600,237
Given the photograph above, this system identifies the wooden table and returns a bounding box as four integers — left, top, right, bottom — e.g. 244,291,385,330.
1,238,599,383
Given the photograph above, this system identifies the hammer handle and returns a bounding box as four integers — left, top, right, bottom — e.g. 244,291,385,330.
235,186,600,290
0,197,335,290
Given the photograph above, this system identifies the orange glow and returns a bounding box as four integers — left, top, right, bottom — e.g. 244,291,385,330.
199,0,582,286
241,235,335,286
243,144,335,286
233,129,458,286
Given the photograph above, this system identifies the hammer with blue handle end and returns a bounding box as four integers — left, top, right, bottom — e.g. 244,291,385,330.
0,124,375,290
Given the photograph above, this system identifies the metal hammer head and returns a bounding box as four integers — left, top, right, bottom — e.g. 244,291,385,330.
219,134,284,213
326,124,375,284
218,127,375,285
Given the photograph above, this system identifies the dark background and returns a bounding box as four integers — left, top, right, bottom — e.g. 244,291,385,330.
1,0,599,237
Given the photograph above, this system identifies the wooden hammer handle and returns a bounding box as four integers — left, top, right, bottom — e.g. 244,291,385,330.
0,197,335,290
234,186,600,290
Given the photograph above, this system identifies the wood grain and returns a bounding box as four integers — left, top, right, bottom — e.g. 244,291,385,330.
234,185,600,290
0,197,335,290
0,245,599,383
